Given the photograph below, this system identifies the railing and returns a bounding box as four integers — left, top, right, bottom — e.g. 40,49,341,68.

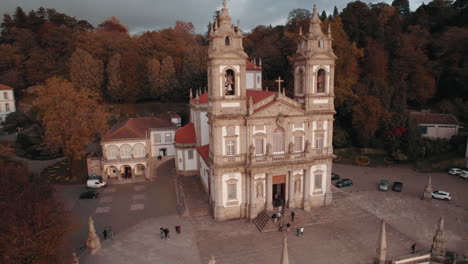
103,155,148,164
220,155,245,165
251,148,332,165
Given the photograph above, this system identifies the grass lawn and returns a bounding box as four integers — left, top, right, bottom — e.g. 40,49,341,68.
41,159,86,184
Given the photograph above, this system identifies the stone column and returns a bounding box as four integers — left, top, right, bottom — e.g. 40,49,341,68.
266,173,273,211
288,171,295,208
214,173,224,220
86,216,101,255
303,168,311,211
249,172,256,219
117,167,122,181
131,166,136,180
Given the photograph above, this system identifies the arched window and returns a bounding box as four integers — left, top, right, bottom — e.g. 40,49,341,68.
317,69,326,93
297,68,304,94
106,145,119,159
224,69,235,95
133,143,146,158
120,144,132,159
273,127,285,153
318,39,324,48
225,36,231,46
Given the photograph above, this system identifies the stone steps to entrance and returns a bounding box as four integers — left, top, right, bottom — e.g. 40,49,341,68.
253,209,317,232
176,175,211,218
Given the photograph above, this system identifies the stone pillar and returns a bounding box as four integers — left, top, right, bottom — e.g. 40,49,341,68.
214,173,224,220
303,168,311,211
86,216,101,255
376,219,387,264
145,164,150,180
117,167,122,181
266,173,273,211
288,171,295,208
423,175,432,201
131,166,136,180
249,172,256,219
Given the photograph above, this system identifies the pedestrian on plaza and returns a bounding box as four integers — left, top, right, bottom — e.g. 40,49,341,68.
296,228,300,237
108,226,114,240
278,205,282,213
164,228,170,238
160,228,164,239
300,227,304,237
291,211,295,222
286,222,291,232
103,229,108,240
272,213,277,223
411,243,416,254
175,225,181,234
279,222,283,232
277,211,281,221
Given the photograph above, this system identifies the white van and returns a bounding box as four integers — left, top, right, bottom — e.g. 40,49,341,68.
87,179,107,189
459,170,468,179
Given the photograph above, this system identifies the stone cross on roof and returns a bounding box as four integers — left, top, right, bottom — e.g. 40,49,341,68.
275,77,284,92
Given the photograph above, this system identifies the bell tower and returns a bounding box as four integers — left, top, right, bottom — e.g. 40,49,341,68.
292,5,336,112
207,0,248,116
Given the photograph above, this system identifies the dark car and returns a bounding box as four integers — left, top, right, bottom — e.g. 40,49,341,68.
392,182,403,192
331,173,340,181
335,179,353,188
79,191,99,199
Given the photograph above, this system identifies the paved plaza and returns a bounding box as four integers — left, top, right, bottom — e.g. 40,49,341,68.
54,161,468,264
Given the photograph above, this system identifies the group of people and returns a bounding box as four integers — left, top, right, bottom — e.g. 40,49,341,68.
102,226,114,240
271,207,300,234
160,225,181,239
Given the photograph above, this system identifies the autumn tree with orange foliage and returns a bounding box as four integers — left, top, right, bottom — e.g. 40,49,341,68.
69,48,104,93
35,77,109,178
352,96,391,144
0,159,71,264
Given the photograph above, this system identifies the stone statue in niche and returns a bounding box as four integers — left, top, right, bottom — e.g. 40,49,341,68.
289,142,295,153
266,143,272,155
295,179,301,193
305,140,311,153
256,181,264,198
224,69,235,95
249,144,255,160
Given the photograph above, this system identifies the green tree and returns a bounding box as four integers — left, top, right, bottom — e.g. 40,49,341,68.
35,77,109,179
392,0,410,15
69,48,104,93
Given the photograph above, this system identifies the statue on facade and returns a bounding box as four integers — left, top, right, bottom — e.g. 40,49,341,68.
249,144,255,160
256,181,264,198
266,143,272,155
305,140,311,153
289,142,295,154
295,179,301,193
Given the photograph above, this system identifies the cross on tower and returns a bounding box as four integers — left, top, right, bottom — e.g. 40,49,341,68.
275,77,284,92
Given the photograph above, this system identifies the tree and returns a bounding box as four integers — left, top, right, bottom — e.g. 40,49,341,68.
392,0,410,15
333,6,339,17
97,16,128,33
159,56,179,101
341,1,381,47
106,53,123,101
69,48,104,93
286,8,311,32
0,160,71,264
320,11,328,21
35,77,109,178
352,96,391,144
147,58,161,98
175,20,195,34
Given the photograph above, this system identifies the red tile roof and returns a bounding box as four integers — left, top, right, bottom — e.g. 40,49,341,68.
0,84,13,90
191,90,276,105
197,144,210,164
246,60,262,71
409,111,459,125
175,123,196,143
103,117,175,140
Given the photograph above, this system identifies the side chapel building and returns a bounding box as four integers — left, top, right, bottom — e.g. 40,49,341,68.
175,1,337,221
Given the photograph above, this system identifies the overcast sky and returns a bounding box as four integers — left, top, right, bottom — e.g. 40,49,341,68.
2,0,424,34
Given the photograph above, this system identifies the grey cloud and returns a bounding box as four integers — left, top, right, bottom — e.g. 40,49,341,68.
2,0,422,35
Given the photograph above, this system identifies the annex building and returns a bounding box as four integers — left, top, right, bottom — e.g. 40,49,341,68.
175,1,337,221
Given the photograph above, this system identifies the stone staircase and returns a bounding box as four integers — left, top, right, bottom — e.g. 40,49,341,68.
252,209,317,232
177,175,211,218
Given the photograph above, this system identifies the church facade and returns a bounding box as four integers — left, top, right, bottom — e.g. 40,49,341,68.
175,1,336,221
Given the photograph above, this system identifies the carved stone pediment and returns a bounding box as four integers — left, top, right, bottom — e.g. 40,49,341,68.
252,100,305,117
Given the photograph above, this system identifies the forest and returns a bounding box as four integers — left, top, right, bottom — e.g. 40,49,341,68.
0,0,467,159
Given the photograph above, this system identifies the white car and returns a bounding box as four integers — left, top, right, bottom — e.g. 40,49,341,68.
432,191,452,201
87,179,107,189
448,168,462,176
459,170,468,179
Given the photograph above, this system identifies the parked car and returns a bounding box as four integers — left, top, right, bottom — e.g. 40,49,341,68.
79,191,99,199
378,179,389,191
335,179,353,188
432,191,451,201
87,179,107,189
331,173,340,181
448,168,463,176
459,170,468,179
391,182,403,192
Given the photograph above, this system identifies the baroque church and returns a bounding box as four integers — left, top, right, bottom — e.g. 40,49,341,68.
175,0,336,221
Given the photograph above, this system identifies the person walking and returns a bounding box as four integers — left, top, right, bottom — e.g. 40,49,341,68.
291,211,295,222
175,225,181,234
411,243,416,254
164,228,170,238
108,226,114,240
279,222,283,232
286,222,291,232
160,228,164,240
103,229,108,240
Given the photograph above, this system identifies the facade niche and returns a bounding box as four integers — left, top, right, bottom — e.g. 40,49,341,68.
317,69,325,93
224,69,235,95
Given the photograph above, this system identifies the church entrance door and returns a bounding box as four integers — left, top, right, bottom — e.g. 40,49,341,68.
272,175,286,208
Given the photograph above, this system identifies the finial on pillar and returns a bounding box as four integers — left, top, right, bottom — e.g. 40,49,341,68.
259,58,262,67
237,19,240,28
313,4,317,14
254,57,257,66
190,88,193,99
327,24,332,38
376,219,387,264
248,96,254,116
215,19,218,29
299,26,303,36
